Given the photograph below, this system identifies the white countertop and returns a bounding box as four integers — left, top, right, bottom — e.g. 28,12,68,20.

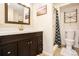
0,30,42,36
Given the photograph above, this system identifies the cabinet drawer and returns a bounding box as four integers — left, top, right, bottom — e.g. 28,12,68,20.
1,42,17,56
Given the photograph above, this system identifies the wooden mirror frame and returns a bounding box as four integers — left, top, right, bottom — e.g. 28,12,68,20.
5,3,30,25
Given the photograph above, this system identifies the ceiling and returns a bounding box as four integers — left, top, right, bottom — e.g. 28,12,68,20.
53,3,70,8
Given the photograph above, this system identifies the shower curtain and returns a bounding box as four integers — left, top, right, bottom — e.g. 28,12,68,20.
54,9,61,47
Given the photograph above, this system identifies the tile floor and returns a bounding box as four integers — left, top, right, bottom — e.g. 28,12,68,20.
38,46,79,56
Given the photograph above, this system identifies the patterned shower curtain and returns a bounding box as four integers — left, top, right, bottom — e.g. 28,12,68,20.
54,9,61,47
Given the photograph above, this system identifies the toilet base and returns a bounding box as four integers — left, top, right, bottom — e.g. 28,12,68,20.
60,47,78,56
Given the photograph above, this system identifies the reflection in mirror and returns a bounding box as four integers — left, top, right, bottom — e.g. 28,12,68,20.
5,3,30,24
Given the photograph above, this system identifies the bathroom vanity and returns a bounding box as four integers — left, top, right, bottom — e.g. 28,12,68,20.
0,31,43,56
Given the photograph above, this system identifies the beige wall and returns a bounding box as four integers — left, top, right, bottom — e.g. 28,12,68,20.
31,4,55,55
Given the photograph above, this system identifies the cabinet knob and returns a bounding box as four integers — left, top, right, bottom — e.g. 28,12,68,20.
30,41,32,44
7,51,11,54
28,42,30,44
27,41,32,44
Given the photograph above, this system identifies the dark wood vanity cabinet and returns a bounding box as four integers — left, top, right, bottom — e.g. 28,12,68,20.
0,31,43,56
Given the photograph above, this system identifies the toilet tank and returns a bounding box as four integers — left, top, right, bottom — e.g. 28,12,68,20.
65,30,75,40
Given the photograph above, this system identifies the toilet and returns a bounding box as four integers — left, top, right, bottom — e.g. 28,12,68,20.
65,39,74,50
60,30,78,56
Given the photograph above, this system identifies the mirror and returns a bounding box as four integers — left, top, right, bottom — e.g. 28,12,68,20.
5,3,30,24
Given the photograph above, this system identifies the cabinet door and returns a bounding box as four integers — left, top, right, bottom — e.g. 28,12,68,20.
18,39,30,56
30,37,37,56
37,36,43,54
1,42,17,56
0,46,2,56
